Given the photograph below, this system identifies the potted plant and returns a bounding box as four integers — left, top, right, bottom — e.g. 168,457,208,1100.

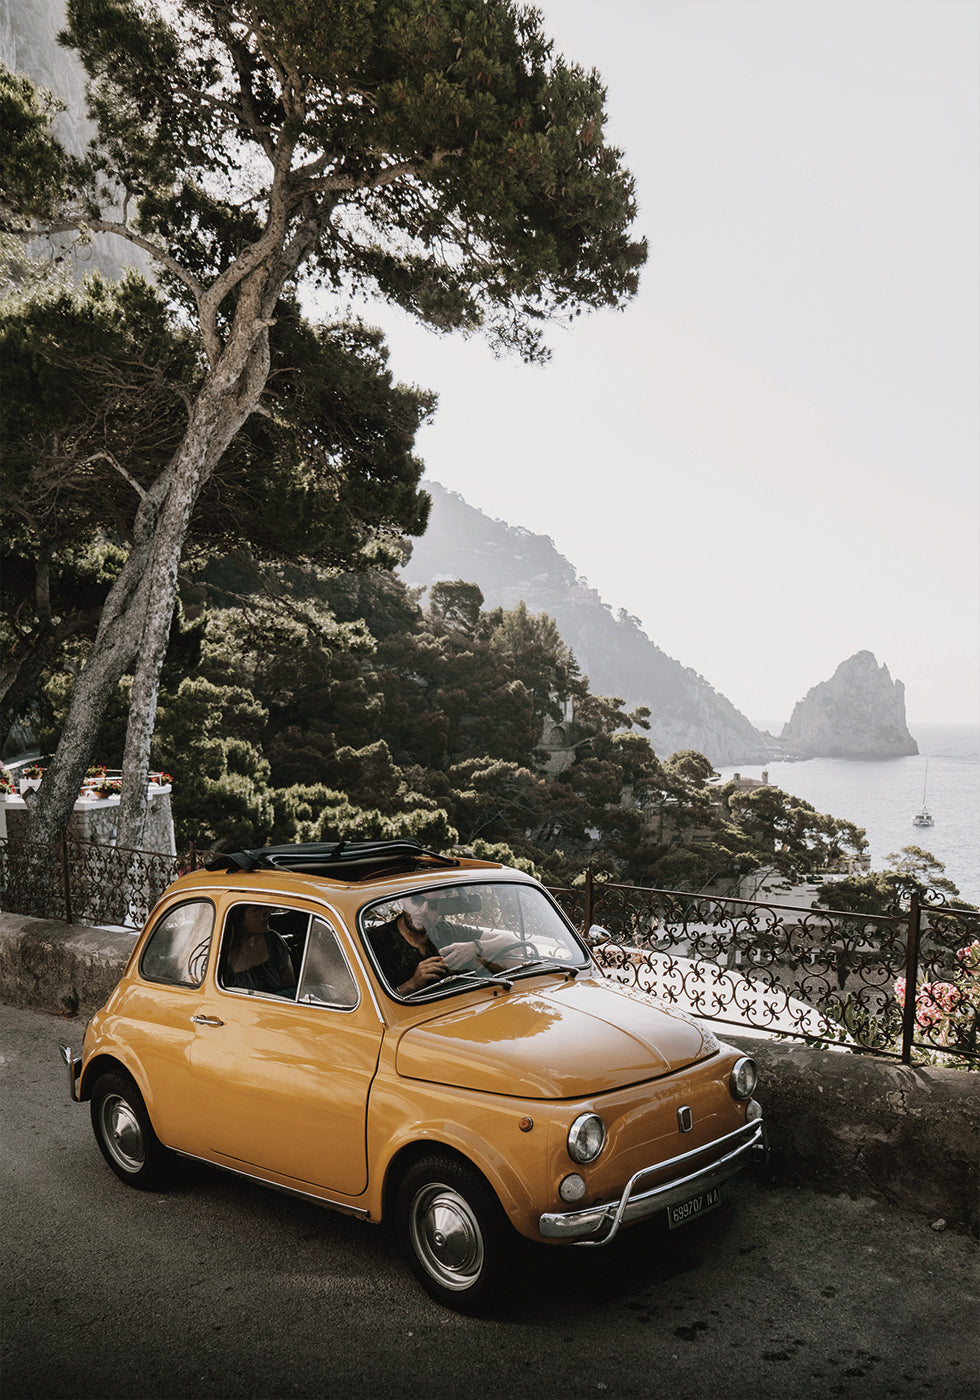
19,763,45,794
80,765,108,799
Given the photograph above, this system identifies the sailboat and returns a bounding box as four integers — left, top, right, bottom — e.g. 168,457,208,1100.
912,763,934,828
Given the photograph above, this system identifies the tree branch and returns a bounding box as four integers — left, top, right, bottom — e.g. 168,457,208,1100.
80,451,149,501
40,217,204,300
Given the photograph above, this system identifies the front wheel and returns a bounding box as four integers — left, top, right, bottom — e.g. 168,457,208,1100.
90,1070,171,1190
396,1154,513,1312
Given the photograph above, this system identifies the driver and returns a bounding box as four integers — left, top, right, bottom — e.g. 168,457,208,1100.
370,893,497,996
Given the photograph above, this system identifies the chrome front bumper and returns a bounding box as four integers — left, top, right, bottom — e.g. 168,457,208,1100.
60,1044,82,1102
538,1114,767,1245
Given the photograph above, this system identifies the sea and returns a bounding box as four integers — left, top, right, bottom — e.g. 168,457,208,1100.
714,723,980,908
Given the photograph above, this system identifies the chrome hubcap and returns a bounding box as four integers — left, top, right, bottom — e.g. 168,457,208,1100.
409,1184,484,1291
101,1094,145,1172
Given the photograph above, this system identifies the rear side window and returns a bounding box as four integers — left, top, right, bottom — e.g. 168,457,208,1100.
139,901,214,987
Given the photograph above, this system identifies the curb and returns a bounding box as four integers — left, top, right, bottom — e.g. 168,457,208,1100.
2,912,976,1234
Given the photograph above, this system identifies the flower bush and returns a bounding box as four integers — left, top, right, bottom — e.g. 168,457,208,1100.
896,940,980,1059
0,767,16,794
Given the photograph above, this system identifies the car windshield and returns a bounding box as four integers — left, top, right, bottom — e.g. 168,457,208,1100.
359,880,590,1000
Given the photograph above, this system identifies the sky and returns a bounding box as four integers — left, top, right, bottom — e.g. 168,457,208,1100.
342,0,980,729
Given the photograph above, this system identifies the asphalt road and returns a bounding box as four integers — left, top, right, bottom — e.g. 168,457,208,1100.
2,1001,977,1400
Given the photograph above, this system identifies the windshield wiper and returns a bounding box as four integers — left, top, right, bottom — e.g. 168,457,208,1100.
503,958,584,978
401,969,513,1001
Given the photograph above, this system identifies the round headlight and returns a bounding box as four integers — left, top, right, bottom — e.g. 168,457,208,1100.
729,1057,758,1100
567,1112,606,1164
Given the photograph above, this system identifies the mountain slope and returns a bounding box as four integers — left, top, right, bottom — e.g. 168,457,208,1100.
399,482,772,765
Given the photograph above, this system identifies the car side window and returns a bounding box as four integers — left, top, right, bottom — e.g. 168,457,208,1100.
139,901,214,987
218,904,308,1000
296,917,359,1009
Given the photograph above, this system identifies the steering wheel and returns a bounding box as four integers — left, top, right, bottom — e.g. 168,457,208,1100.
484,939,540,963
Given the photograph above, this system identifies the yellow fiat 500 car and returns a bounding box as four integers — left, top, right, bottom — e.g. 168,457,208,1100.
62,841,766,1311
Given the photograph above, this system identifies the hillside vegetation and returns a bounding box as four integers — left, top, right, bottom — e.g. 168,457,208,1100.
35,566,869,891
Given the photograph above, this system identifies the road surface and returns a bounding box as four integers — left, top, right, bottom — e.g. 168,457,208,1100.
2,1002,976,1400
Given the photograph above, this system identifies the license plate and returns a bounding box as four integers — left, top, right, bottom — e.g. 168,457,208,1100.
666,1186,722,1229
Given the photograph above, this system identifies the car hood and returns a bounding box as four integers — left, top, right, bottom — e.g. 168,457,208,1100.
394,975,719,1098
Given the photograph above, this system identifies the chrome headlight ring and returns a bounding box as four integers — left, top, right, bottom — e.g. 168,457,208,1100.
729,1056,758,1100
567,1112,606,1165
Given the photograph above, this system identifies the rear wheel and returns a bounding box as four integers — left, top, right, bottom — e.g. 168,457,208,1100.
396,1154,513,1312
90,1070,171,1189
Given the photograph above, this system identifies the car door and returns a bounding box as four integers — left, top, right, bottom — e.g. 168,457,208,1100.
186,902,384,1196
122,897,217,1147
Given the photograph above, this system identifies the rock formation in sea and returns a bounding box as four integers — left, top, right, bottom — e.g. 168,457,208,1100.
781,651,919,759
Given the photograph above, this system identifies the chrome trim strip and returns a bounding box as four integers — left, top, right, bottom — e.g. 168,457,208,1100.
538,1117,767,1245
60,1044,81,1102
170,1148,371,1219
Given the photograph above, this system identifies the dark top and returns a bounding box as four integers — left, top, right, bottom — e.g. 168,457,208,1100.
224,930,294,994
370,917,442,993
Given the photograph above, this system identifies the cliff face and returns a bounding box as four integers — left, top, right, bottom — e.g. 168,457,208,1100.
2,0,149,281
781,651,919,758
400,482,772,765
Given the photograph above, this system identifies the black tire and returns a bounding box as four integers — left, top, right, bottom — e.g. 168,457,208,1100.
90,1070,171,1190
396,1153,514,1312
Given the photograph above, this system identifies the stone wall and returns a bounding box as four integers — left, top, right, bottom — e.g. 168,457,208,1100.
726,1034,978,1235
1,789,175,853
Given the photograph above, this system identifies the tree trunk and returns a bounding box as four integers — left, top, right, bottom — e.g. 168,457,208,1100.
22,563,153,846
29,177,315,850
115,308,275,850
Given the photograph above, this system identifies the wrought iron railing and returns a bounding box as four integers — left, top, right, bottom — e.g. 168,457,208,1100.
0,834,192,932
548,872,979,1068
1,833,975,1066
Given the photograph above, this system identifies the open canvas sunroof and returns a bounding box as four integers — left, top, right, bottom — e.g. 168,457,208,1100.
205,839,459,881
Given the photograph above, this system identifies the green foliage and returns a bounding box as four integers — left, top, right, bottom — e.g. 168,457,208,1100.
130,570,821,893
665,750,718,785
815,845,965,915
271,783,456,849
717,782,868,881
37,1,646,360
0,278,432,751
0,68,81,226
2,2,645,842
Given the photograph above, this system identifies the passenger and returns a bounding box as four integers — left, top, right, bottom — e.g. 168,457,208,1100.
223,904,296,995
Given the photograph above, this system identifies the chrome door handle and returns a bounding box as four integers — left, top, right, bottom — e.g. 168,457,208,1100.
190,1015,224,1027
